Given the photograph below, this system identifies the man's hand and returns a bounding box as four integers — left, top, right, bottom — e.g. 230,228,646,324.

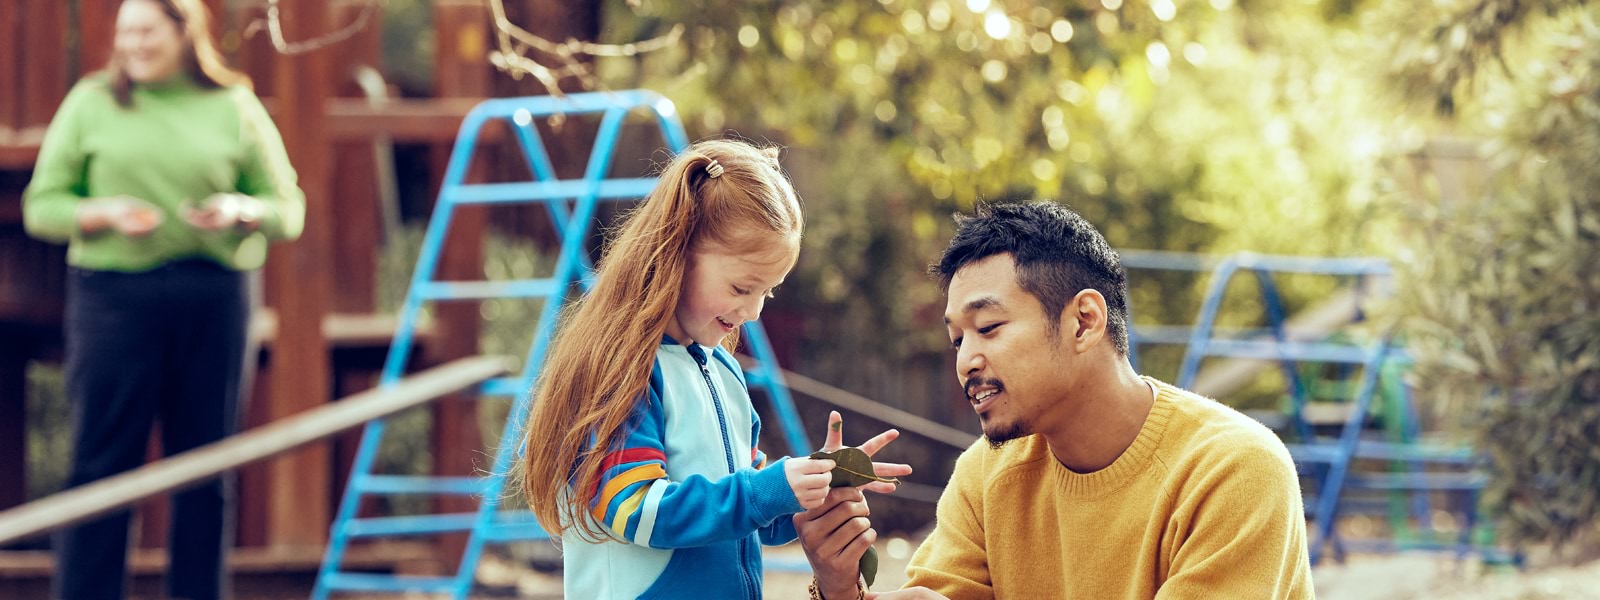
867,587,948,599
819,411,913,494
797,411,916,598
796,486,875,599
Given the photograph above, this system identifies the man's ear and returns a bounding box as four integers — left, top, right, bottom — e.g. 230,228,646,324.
1067,289,1108,353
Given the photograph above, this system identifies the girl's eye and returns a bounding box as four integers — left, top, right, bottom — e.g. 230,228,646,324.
732,286,750,295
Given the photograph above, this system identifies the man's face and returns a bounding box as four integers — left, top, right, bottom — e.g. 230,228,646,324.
944,254,1074,447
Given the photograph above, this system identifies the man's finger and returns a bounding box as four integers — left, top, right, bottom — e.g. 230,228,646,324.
859,429,900,456
860,481,899,494
870,461,913,477
822,411,844,452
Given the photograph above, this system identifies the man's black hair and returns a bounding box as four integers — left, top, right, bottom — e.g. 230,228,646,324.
934,201,1130,355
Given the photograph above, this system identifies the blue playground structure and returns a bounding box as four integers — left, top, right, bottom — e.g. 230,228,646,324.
1120,250,1511,566
310,90,1513,596
312,90,812,598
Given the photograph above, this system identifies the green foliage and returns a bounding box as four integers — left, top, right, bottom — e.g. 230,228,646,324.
595,0,1403,398
1390,1,1600,550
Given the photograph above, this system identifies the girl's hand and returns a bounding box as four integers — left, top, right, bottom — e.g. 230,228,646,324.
786,456,836,509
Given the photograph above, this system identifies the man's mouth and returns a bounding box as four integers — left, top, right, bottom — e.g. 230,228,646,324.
967,381,1004,414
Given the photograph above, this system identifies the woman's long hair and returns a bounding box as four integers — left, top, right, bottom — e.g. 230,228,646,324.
522,139,802,541
110,0,250,106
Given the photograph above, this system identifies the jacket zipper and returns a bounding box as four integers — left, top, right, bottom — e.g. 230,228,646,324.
690,346,756,599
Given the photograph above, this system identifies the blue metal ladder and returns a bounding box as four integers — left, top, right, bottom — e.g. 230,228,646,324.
313,90,813,598
1120,251,1495,565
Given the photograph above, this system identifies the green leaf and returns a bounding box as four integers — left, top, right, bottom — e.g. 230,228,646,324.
810,447,901,487
862,545,879,588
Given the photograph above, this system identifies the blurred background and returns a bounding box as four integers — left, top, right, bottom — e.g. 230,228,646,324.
1,0,1598,598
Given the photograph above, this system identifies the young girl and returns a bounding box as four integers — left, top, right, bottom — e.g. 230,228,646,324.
523,139,899,599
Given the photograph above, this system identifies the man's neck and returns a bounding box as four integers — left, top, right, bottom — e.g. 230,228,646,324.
1041,360,1155,474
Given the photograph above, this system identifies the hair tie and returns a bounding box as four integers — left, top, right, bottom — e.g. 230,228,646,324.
705,159,724,179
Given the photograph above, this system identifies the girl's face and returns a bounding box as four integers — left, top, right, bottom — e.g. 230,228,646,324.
667,235,799,347
115,0,186,84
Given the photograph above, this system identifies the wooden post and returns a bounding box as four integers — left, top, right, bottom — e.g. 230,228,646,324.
428,0,492,561
263,0,335,548
76,0,117,76
0,0,19,131
20,0,68,128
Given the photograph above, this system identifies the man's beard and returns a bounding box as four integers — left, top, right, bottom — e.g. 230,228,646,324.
983,418,1027,449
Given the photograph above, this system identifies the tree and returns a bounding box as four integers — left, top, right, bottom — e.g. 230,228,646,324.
1387,0,1600,553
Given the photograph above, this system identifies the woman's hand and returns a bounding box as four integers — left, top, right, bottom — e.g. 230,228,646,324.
182,193,262,232
78,196,163,237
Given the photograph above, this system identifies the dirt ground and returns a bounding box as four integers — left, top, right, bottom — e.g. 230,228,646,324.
760,535,1600,600
475,533,1600,600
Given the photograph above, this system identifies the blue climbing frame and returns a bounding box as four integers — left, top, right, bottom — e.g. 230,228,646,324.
1119,250,1505,565
313,90,812,598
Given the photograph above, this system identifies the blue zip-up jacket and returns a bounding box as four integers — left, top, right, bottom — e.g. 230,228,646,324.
561,335,803,599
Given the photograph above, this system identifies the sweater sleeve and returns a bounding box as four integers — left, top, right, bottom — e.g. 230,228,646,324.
904,441,994,596
1155,437,1315,599
750,409,800,546
586,362,804,549
232,88,304,241
22,82,97,242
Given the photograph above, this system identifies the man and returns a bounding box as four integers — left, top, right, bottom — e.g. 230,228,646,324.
796,201,1314,599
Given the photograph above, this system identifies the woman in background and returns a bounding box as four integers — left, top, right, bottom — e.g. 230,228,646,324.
22,0,303,597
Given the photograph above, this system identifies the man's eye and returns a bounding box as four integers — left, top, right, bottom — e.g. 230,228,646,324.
950,337,963,349
978,323,1002,334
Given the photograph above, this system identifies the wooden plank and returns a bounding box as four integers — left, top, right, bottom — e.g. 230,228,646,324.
0,540,437,576
427,0,493,561
324,98,487,142
0,356,509,545
744,356,979,452
262,0,336,548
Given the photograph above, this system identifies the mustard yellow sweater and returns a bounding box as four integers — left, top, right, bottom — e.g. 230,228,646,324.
906,377,1314,599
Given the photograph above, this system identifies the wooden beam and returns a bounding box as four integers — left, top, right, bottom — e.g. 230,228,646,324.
20,0,68,127
428,0,493,560
740,356,979,452
77,0,118,77
324,98,486,142
0,356,509,546
0,0,20,131
262,0,336,548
